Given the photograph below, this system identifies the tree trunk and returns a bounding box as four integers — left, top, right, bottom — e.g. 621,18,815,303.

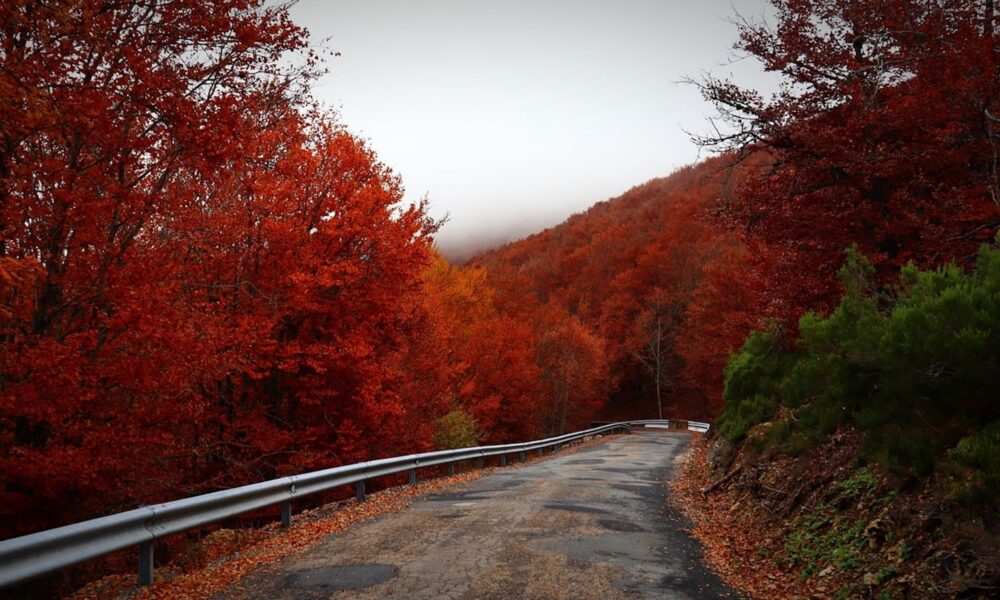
655,314,663,419
557,380,570,434
986,0,994,38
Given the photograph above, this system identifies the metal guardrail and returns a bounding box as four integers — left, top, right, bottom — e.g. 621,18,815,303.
0,418,709,590
594,419,712,433
0,422,632,589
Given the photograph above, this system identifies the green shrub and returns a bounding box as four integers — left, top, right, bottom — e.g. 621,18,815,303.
434,408,480,449
784,469,881,578
761,418,792,448
784,507,867,577
723,329,787,399
718,236,1000,497
944,420,1000,505
717,393,777,442
833,467,877,501
718,328,794,442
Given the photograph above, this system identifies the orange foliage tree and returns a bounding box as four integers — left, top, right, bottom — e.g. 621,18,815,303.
0,0,442,538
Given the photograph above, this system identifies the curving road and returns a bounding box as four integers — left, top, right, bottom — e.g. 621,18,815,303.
219,430,738,599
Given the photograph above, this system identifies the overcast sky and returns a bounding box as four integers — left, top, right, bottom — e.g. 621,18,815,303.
288,0,775,258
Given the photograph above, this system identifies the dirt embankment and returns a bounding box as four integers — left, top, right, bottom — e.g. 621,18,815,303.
671,428,999,599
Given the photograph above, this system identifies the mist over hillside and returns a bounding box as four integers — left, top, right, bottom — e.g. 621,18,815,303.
435,213,575,264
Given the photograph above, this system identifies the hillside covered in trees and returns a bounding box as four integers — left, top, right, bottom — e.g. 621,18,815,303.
475,0,1000,596
471,157,765,421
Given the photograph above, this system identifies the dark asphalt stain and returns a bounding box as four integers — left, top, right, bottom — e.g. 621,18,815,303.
657,575,691,588
611,483,659,495
543,503,611,515
597,519,647,533
284,564,397,591
475,479,527,492
425,493,492,501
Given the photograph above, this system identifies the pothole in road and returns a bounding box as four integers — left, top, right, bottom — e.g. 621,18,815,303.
426,493,492,501
597,519,647,532
594,467,642,474
475,479,527,492
495,478,528,486
565,459,606,465
284,564,397,591
612,483,659,496
543,503,611,515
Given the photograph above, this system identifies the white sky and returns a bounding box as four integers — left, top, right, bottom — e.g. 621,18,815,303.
288,0,776,258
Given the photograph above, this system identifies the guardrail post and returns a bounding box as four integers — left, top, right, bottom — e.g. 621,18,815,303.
519,451,526,463
138,542,153,586
447,463,455,476
356,480,366,501
500,455,507,467
280,501,292,528
409,468,417,485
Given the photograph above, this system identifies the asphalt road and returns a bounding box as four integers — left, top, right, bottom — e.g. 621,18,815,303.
219,430,739,599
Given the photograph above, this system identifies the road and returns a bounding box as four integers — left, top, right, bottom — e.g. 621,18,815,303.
219,430,739,599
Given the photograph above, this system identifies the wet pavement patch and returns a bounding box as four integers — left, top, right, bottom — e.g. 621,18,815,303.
495,478,527,486
656,574,691,590
284,564,397,591
425,493,492,501
612,483,659,495
597,519,647,532
475,479,526,492
543,503,611,515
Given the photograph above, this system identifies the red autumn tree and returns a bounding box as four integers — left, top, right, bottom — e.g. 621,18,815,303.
415,259,546,443
534,303,608,434
0,0,439,538
674,238,769,416
696,0,1000,316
